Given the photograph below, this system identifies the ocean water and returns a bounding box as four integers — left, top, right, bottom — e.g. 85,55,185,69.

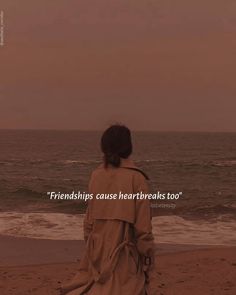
0,212,236,246
0,130,236,245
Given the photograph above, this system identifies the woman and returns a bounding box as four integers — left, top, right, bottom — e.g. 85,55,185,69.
60,125,154,295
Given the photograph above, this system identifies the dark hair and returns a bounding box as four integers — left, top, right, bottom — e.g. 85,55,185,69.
101,124,133,167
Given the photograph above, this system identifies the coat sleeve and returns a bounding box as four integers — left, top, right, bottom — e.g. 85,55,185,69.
133,173,155,269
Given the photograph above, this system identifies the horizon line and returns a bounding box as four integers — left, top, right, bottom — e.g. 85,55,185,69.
0,128,235,133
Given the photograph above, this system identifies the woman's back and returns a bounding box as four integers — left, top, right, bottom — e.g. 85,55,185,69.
60,125,154,295
87,158,149,224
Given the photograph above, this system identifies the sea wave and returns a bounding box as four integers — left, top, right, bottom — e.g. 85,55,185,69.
2,158,236,168
138,159,236,168
213,160,236,167
0,212,235,246
188,204,236,217
12,188,42,197
61,159,100,165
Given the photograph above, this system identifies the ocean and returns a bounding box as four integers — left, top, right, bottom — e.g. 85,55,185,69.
0,130,236,245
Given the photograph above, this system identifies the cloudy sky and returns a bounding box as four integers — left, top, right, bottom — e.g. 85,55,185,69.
0,0,236,131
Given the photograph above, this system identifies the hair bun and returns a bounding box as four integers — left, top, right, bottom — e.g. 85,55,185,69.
105,153,121,167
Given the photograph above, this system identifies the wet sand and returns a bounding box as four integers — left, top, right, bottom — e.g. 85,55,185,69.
0,235,216,266
0,235,85,266
0,236,236,295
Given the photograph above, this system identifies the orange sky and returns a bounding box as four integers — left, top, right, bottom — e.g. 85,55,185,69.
0,0,236,131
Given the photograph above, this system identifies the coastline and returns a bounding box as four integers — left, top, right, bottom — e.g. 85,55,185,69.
0,236,235,295
1,212,235,246
0,234,228,266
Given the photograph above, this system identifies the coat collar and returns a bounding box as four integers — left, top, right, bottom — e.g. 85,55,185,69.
119,158,137,169
98,158,149,180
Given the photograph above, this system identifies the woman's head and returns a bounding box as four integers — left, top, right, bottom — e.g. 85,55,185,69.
101,124,133,167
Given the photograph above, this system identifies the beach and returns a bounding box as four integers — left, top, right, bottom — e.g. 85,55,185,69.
0,235,235,295
0,131,236,294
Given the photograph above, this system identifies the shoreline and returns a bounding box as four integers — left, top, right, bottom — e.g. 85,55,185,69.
1,212,236,246
0,234,229,267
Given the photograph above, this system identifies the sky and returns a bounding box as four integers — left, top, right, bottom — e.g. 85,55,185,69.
0,0,236,131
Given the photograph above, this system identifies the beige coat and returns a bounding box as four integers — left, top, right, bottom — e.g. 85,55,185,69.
62,159,154,295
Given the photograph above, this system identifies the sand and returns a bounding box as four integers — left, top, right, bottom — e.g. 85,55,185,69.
0,236,236,295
